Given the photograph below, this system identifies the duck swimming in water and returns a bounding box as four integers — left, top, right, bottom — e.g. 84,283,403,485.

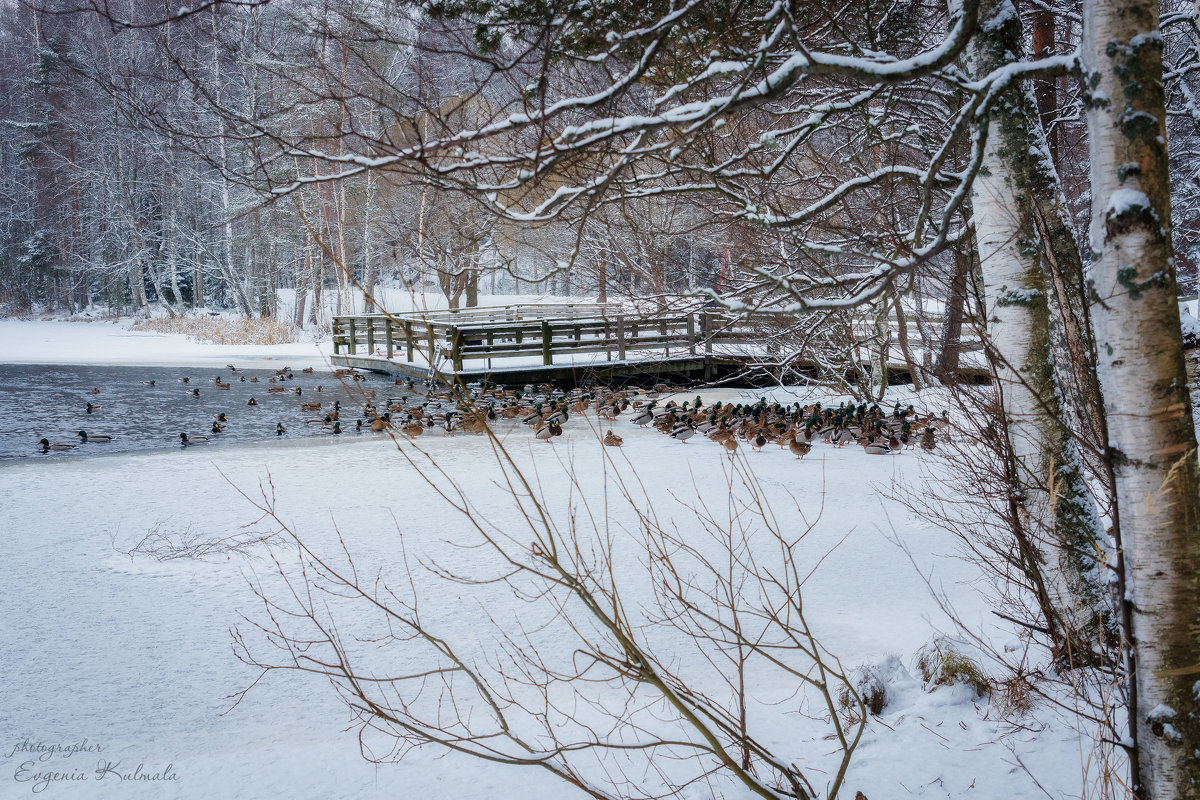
178,432,208,446
38,438,76,452
76,430,112,443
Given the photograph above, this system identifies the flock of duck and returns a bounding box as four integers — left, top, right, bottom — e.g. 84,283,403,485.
351,381,948,457
38,366,949,458
37,363,333,452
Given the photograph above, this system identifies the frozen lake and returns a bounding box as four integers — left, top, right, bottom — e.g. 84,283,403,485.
0,364,401,460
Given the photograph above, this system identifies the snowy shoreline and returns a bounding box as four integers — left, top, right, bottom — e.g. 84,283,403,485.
0,318,333,369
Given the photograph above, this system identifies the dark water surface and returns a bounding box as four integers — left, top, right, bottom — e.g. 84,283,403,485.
0,363,401,460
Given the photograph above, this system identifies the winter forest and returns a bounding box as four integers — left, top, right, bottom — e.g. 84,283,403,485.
4,0,1200,799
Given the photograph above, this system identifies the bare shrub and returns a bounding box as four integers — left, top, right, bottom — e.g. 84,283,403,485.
131,314,299,345
109,519,275,561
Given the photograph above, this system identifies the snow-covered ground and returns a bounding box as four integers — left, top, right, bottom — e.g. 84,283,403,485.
0,318,331,370
0,324,1091,800
0,291,586,369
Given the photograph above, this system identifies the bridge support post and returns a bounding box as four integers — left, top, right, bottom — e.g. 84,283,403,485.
451,326,464,373
541,320,553,365
348,319,357,355
385,319,394,359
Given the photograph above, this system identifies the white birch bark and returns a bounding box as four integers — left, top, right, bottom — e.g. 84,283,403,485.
969,0,1099,648
1083,0,1200,791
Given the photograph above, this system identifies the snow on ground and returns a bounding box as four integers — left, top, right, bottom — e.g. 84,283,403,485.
0,323,1090,800
0,292,586,369
2,422,1088,797
0,318,331,370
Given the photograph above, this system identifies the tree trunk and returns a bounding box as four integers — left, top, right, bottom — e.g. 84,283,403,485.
869,289,890,401
937,246,970,381
1031,8,1056,160
1083,0,1200,792
598,253,608,303
970,0,1100,653
466,269,479,307
894,289,923,389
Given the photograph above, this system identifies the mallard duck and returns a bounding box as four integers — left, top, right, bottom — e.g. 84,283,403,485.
276,422,287,436
38,438,76,452
227,364,240,373
190,388,200,397
267,387,285,393
249,376,259,383
247,397,258,406
629,403,656,427
534,421,561,443
85,402,100,414
178,432,208,445
669,423,696,444
603,430,623,447
142,379,157,387
402,419,424,437
211,421,226,434
178,377,190,384
292,387,303,395
76,430,112,443
752,430,768,451
920,427,936,451
370,414,391,432
88,387,101,394
326,421,343,435
722,436,739,455
788,438,811,459
216,382,230,390
301,402,322,411
863,435,889,455
301,367,314,374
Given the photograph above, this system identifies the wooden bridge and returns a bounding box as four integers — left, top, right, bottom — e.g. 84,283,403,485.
329,303,762,385
328,303,988,388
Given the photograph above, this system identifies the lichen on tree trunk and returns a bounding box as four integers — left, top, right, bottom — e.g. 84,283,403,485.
1083,0,1200,792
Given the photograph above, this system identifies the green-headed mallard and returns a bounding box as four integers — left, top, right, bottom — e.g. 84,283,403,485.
76,430,112,443
276,422,287,436
669,422,696,444
38,438,76,452
178,432,208,445
85,402,100,414
863,435,889,455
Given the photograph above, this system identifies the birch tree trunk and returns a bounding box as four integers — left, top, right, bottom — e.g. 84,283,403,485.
1083,0,1200,792
969,0,1100,652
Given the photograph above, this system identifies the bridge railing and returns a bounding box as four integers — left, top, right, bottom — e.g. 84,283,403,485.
330,305,980,374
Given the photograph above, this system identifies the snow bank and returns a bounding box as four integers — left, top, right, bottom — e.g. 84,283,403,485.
1,389,1088,800
0,319,331,369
